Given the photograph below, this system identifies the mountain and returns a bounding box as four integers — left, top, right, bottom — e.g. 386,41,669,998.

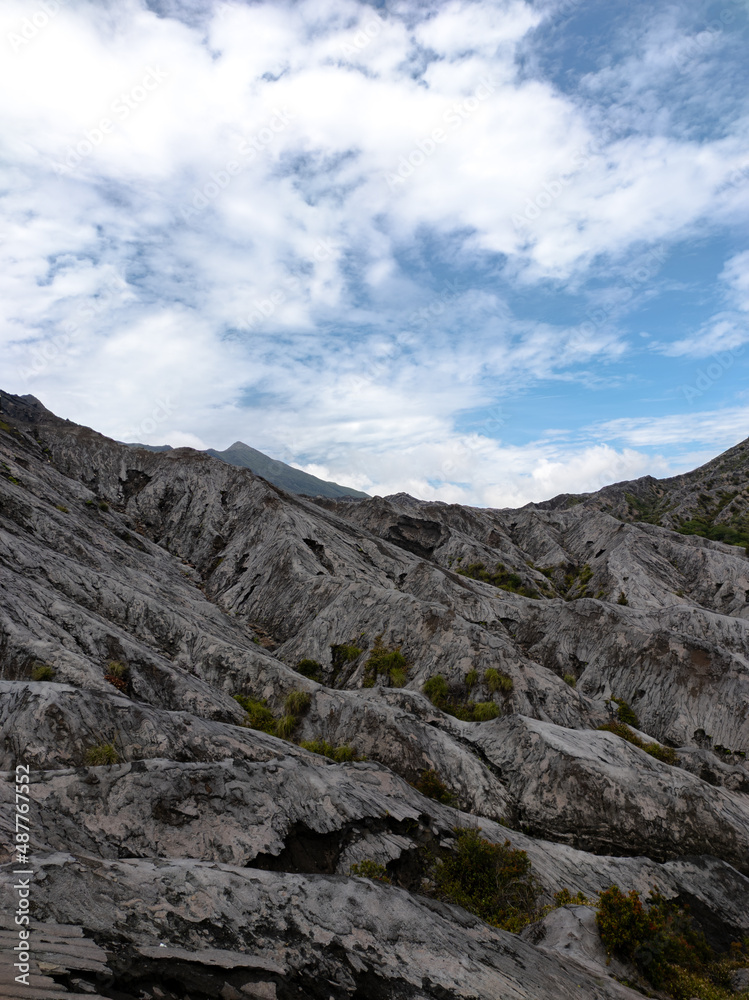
2,388,749,1000
126,439,368,499
206,440,368,499
536,435,749,548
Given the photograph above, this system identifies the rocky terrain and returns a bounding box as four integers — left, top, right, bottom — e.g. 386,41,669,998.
1,388,748,1000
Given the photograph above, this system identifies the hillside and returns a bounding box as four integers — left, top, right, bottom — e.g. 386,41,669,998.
1,389,748,1000
536,436,749,548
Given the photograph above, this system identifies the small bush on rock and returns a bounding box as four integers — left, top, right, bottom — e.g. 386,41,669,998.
349,860,391,883
484,668,513,694
104,661,131,694
285,690,311,716
597,721,678,766
363,636,409,688
296,658,322,680
563,674,577,688
30,663,55,681
413,768,455,805
612,697,639,726
300,739,365,763
84,743,119,766
596,886,713,991
472,701,500,721
432,828,542,933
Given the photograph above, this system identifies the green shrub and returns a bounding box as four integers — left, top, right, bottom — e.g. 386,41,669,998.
423,674,449,708
484,668,513,695
84,743,119,766
596,886,712,990
234,694,278,735
332,643,363,665
465,669,478,689
563,673,577,688
285,690,311,716
597,720,677,765
300,738,364,762
104,661,131,693
55,504,68,513
296,658,322,680
433,828,542,932
98,500,109,512
554,887,591,906
456,561,539,598
617,591,629,605
275,714,298,740
472,701,500,721
30,663,55,682
612,697,638,727
423,676,502,722
413,768,455,805
364,636,409,687
349,859,390,883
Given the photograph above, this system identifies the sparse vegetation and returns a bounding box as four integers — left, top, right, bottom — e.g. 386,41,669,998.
598,720,678,765
617,591,629,605
234,694,277,734
363,636,409,688
562,674,577,688
234,688,310,740
465,669,478,689
55,504,68,513
431,828,543,933
484,667,513,695
594,886,749,997
285,690,311,716
300,738,364,762
349,859,391,883
456,561,539,599
30,663,55,681
84,743,119,766
296,658,323,681
98,500,109,512
611,697,638,727
104,661,131,694
412,768,456,805
422,674,501,722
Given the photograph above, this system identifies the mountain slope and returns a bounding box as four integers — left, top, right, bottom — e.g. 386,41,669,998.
2,389,749,1000
535,435,749,548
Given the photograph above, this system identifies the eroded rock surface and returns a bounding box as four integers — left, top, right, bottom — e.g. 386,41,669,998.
2,389,749,999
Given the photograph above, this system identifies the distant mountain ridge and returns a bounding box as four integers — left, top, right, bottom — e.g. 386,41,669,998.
127,439,368,499
206,441,368,499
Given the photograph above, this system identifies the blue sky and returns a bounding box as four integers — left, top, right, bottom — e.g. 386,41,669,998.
1,0,748,505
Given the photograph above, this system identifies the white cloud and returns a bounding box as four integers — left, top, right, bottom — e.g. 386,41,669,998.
1,0,747,506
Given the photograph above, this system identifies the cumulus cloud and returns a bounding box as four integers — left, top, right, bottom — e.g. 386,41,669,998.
1,0,748,505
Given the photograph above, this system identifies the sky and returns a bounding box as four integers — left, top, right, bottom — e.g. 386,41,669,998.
1,0,748,506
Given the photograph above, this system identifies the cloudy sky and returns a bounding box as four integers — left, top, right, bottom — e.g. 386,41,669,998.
2,0,748,505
